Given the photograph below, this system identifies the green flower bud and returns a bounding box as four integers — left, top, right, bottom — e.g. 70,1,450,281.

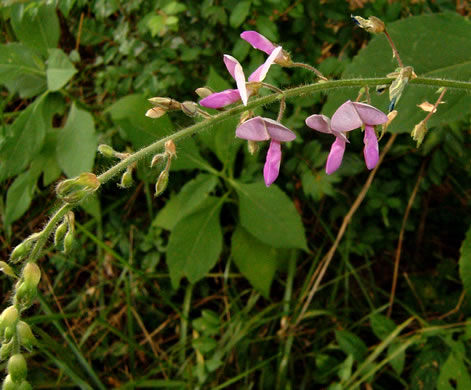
63,230,75,255
411,120,427,147
145,107,166,118
54,220,68,247
17,381,32,390
10,243,31,264
22,263,41,288
148,97,181,110
56,173,101,204
0,307,19,331
150,153,166,168
16,321,36,351
155,170,169,197
14,282,36,308
0,262,17,279
0,340,13,360
119,170,133,189
181,101,198,117
7,354,27,383
98,144,116,158
351,15,385,33
2,375,18,390
195,87,213,98
247,140,259,155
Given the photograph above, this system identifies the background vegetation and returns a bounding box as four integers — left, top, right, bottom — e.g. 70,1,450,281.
1,0,471,388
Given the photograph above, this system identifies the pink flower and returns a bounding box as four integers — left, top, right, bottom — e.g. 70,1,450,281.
236,116,296,187
305,101,388,174
240,31,290,65
199,46,282,109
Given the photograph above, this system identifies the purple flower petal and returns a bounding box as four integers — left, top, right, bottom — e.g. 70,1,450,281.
235,117,270,141
305,114,332,134
199,89,241,108
240,31,277,55
331,100,363,133
248,46,282,82
363,125,379,170
262,117,296,142
264,140,282,187
326,137,346,175
223,55,248,105
351,102,388,126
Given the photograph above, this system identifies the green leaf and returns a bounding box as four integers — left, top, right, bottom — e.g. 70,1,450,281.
255,16,279,42
153,174,219,231
234,182,307,250
4,170,38,226
57,103,97,178
459,225,471,296
167,197,223,288
10,3,60,56
0,94,48,181
437,348,471,390
46,49,77,91
335,330,367,362
0,43,46,98
206,66,232,92
338,355,354,382
387,342,405,375
231,226,279,297
33,129,62,186
106,94,173,149
324,13,471,133
229,0,251,28
370,313,396,340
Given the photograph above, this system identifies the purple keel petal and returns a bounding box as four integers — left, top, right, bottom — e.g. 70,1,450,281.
235,116,270,141
305,114,332,134
264,140,282,187
263,117,296,142
326,137,346,175
363,125,379,170
331,100,363,133
248,46,282,82
199,89,241,108
240,31,277,55
352,102,388,126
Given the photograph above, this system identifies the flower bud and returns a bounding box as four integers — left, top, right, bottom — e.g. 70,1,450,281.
22,263,41,288
164,140,176,159
155,170,169,197
63,230,75,254
274,49,292,67
145,107,166,119
0,340,13,360
2,375,17,390
181,101,198,117
14,282,36,308
7,354,27,383
0,307,19,331
56,173,101,204
54,220,68,247
17,381,32,390
16,321,36,351
0,262,17,279
411,120,427,147
10,243,31,264
239,110,253,125
151,153,166,168
247,140,259,155
97,144,115,158
148,97,181,110
351,15,385,33
119,169,133,189
195,87,214,98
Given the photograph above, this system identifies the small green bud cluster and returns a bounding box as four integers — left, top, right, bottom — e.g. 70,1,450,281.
56,173,101,204
54,212,75,254
151,140,176,197
2,354,31,389
9,234,40,264
14,262,41,309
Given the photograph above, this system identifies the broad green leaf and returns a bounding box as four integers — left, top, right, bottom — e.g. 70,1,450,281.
370,313,396,341
57,103,97,178
0,94,48,181
0,43,46,98
106,94,173,149
255,16,279,42
335,330,367,362
47,49,77,91
234,182,307,250
437,348,471,390
459,225,471,296
4,170,38,226
167,197,223,288
324,13,471,134
153,174,219,230
206,66,232,92
229,1,251,28
231,226,279,297
11,3,60,56
33,129,62,186
387,342,405,375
